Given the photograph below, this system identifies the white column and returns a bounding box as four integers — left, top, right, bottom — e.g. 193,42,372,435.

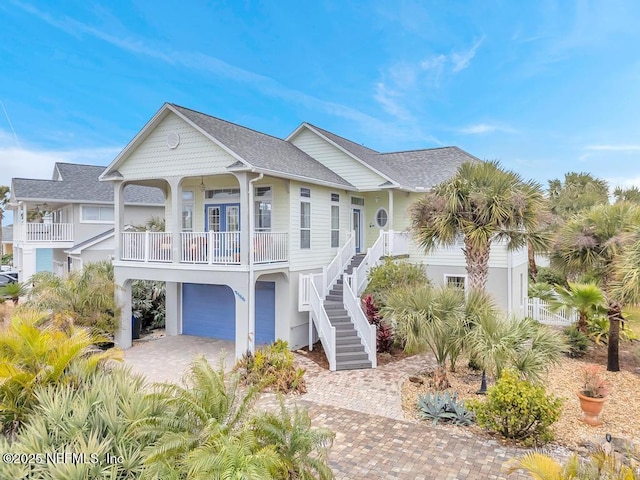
113,181,125,261
114,278,132,349
388,189,394,230
165,281,180,336
167,177,182,264
234,172,250,265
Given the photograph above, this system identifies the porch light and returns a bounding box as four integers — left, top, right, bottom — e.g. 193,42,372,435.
200,177,206,192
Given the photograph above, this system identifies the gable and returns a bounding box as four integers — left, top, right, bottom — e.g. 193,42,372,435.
118,113,238,179
289,128,387,190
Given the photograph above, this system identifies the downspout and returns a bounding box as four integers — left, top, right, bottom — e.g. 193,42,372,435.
247,173,264,353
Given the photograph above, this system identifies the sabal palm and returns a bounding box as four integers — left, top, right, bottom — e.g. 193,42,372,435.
0,309,121,436
550,282,607,334
411,161,546,290
613,235,640,305
0,281,29,305
551,201,640,371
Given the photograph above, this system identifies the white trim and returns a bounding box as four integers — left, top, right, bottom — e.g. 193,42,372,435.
80,205,115,224
375,207,389,228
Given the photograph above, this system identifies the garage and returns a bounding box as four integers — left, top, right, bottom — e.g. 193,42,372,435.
255,281,275,346
182,284,235,340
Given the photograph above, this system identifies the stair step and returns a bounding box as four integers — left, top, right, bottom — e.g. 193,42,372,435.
336,330,359,338
329,287,343,295
334,322,356,331
324,301,343,309
336,351,369,361
328,315,351,323
336,343,365,353
335,359,372,371
325,294,342,302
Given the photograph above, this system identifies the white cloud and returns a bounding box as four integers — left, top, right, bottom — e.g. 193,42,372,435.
459,123,517,135
451,36,485,72
606,175,640,190
586,144,640,152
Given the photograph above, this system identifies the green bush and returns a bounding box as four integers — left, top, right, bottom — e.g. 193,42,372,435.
467,369,563,446
235,340,306,394
132,280,166,330
364,258,429,306
535,267,566,287
563,325,589,358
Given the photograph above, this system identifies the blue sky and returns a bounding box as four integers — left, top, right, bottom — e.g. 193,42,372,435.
2,0,640,225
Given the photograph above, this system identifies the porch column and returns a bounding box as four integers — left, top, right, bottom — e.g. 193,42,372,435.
167,177,182,264
165,281,180,336
113,181,125,261
388,189,394,230
114,277,132,349
235,287,250,359
235,172,250,265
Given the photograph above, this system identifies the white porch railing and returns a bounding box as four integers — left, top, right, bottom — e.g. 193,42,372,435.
344,274,377,368
308,273,337,371
181,231,241,264
526,297,578,326
383,230,410,257
253,232,288,264
121,232,173,262
15,223,74,242
352,230,386,297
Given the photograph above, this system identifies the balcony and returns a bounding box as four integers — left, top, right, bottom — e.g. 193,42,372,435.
121,231,289,265
14,223,74,243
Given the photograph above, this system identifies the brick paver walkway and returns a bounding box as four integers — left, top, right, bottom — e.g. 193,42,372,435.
124,335,532,479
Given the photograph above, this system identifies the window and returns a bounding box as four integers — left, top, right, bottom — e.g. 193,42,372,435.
444,275,467,291
351,197,364,206
205,188,240,199
331,193,340,202
255,186,272,232
300,187,311,198
182,191,194,232
81,205,114,223
331,205,340,248
300,201,311,249
375,208,388,228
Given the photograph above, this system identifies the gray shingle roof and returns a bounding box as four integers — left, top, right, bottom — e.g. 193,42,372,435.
302,124,479,189
170,104,353,188
12,163,164,204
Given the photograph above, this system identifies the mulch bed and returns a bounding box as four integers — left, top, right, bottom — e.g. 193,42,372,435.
297,341,410,369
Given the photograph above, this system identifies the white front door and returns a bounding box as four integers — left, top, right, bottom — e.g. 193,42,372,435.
352,208,362,253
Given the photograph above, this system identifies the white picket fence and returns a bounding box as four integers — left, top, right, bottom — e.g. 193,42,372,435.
525,297,578,326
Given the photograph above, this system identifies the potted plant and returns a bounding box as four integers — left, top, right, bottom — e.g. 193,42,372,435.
576,364,609,426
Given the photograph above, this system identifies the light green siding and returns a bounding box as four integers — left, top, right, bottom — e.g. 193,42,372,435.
119,113,238,179
290,128,386,190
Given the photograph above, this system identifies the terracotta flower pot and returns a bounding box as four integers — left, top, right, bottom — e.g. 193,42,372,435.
577,391,606,426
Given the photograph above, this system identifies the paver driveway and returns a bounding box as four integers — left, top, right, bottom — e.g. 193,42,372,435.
124,335,530,479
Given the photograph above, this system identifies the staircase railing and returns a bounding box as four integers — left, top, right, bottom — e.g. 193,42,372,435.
307,273,337,371
344,274,377,368
352,230,385,297
322,231,355,298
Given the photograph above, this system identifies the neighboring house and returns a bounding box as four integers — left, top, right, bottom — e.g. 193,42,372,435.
1,225,13,258
100,103,528,370
9,163,165,281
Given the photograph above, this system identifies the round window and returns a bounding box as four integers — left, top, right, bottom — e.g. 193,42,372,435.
375,208,388,228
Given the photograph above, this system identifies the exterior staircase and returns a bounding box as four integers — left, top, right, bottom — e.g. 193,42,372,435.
323,253,371,370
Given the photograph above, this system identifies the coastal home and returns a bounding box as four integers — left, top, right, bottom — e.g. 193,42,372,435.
9,163,164,281
1,225,12,258
100,103,528,370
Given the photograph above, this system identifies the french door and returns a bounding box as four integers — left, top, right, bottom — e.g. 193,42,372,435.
205,204,240,260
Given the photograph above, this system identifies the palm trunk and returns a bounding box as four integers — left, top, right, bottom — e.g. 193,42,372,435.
464,240,491,291
607,301,622,372
527,240,537,281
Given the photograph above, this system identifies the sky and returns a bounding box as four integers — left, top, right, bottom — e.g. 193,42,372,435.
2,0,640,226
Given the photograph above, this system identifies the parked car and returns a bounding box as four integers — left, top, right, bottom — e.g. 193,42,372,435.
0,273,17,286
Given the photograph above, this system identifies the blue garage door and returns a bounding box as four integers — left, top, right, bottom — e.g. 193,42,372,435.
182,284,235,340
255,281,275,346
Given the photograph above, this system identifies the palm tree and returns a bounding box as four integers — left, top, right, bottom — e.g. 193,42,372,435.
410,161,547,291
382,284,466,389
550,282,607,334
613,235,640,305
25,260,119,335
551,202,640,371
0,281,29,305
548,172,609,218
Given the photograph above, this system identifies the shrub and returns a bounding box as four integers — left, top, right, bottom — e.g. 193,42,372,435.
132,280,166,330
364,258,429,306
417,391,474,426
535,267,566,287
563,325,589,358
235,340,306,394
467,369,563,446
362,294,393,353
